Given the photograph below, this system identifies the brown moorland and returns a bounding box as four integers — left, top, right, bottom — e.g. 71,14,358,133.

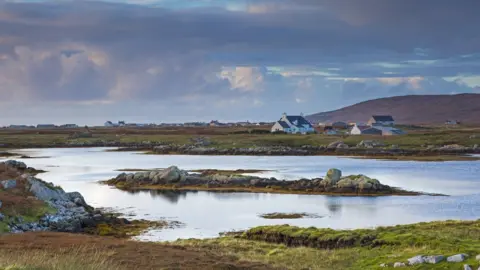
0,232,278,270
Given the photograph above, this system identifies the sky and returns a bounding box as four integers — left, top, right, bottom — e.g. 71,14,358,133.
1,0,480,125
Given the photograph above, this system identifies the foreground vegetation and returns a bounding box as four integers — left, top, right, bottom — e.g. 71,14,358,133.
0,232,273,270
176,220,480,270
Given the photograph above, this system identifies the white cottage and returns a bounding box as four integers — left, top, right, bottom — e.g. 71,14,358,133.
271,113,315,134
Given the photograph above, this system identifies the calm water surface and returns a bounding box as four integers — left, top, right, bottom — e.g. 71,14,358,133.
2,148,480,241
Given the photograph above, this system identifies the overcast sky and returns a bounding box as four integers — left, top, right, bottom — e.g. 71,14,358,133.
1,0,479,125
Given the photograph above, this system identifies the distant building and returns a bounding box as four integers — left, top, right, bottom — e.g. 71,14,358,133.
331,121,348,129
271,113,315,134
375,126,406,136
350,124,382,135
209,120,226,127
324,126,340,135
36,124,56,129
445,120,459,125
104,121,116,127
8,125,31,129
367,115,395,126
60,124,79,128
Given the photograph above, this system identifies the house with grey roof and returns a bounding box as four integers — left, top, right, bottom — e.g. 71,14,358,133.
367,115,395,126
350,124,382,135
271,113,315,134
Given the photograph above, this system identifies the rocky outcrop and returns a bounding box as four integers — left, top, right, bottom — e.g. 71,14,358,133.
0,160,144,235
104,167,432,196
357,140,384,148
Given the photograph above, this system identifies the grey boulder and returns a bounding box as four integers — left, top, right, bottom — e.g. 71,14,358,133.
408,255,425,265
393,262,406,267
424,255,444,264
1,179,17,189
447,254,468,262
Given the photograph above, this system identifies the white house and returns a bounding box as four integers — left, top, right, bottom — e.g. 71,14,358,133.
271,113,315,134
350,124,382,135
445,120,459,125
374,126,406,136
104,121,117,127
367,115,395,126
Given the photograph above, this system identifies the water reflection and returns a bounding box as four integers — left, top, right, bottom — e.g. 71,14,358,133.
2,147,480,241
325,197,343,215
125,189,191,204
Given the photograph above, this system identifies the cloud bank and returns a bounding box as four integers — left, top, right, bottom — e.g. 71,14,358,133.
0,0,479,124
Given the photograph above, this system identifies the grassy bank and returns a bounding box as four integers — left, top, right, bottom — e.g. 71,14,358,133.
176,220,480,269
1,125,480,150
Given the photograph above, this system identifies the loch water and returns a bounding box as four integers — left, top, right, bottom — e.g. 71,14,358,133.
2,147,479,241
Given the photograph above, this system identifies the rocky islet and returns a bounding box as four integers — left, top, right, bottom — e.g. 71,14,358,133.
103,166,436,196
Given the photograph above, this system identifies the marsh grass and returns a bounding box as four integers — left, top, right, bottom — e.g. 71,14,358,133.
175,220,480,270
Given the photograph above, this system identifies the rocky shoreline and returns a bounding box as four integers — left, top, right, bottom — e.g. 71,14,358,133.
102,166,440,196
2,140,480,157
0,160,168,237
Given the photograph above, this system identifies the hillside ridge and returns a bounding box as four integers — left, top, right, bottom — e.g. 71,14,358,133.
306,94,480,124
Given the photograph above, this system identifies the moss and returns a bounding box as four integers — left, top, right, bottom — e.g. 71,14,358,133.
20,204,57,223
0,221,10,233
85,220,168,238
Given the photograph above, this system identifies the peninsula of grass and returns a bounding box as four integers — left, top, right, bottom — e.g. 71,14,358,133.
259,212,322,219
175,219,480,270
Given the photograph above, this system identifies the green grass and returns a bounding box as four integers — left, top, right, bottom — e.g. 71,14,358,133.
1,126,480,157
175,220,480,270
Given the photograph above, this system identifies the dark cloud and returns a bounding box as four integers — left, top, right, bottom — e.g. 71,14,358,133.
0,0,479,124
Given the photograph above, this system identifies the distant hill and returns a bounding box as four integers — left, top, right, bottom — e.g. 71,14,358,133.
306,94,480,125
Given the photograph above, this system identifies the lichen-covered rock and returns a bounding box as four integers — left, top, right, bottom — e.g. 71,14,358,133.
424,255,444,264
357,140,384,148
393,262,405,267
336,178,356,188
408,255,425,265
153,166,187,184
4,160,27,170
324,168,341,185
26,176,68,201
447,254,468,262
327,141,344,149
65,192,87,207
1,179,17,189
